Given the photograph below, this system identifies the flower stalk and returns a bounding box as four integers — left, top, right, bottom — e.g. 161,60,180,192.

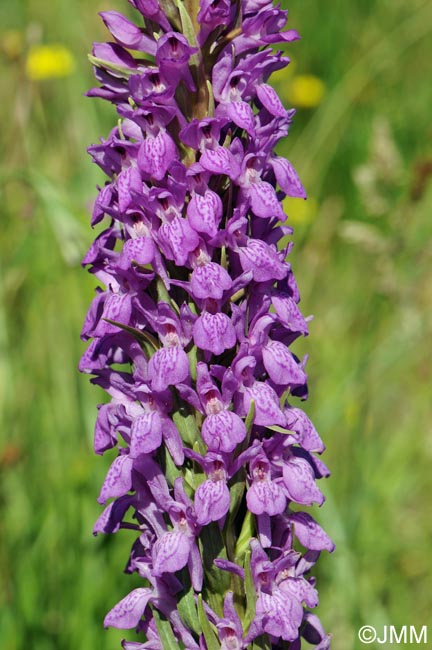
81,0,334,647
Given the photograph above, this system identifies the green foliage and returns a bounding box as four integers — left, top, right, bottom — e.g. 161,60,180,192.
199,523,230,614
197,594,219,650
152,608,182,649
177,571,202,636
0,1,431,649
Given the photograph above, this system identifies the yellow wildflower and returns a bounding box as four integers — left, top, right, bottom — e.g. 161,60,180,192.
1,30,24,60
283,196,317,225
288,74,326,108
25,44,76,81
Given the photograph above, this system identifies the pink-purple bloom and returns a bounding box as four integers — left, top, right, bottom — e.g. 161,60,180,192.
81,0,333,647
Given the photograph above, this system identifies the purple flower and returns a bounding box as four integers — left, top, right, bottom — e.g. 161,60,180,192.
152,494,203,591
155,32,198,91
99,12,157,53
190,258,232,300
104,588,153,629
246,454,286,516
148,345,190,390
137,129,178,180
187,188,223,237
193,456,230,525
193,309,236,355
203,592,246,649
98,454,133,504
82,1,333,647
202,408,246,453
283,455,325,506
238,154,285,219
238,238,288,282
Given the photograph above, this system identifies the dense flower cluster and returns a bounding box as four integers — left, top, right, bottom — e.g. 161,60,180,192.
81,0,334,647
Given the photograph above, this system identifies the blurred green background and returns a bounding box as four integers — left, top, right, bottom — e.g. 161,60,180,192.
1,1,431,649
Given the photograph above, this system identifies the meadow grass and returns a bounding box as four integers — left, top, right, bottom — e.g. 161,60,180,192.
1,1,431,648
